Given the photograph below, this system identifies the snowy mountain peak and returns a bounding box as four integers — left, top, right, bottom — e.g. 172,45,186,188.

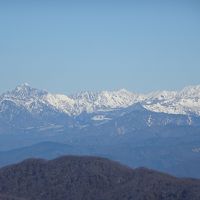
14,83,31,92
16,82,30,89
1,84,200,116
179,85,200,98
9,83,47,100
70,91,99,102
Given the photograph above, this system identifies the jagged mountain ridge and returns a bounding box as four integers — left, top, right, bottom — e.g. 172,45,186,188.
1,83,200,117
1,83,200,133
0,84,141,116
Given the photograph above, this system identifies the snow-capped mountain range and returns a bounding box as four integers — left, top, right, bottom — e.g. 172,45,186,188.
1,84,200,180
1,83,200,116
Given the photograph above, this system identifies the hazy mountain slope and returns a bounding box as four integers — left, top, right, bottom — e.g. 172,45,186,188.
0,142,78,167
0,132,200,179
0,156,200,200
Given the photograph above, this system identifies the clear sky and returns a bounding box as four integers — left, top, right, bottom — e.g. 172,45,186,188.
0,0,200,94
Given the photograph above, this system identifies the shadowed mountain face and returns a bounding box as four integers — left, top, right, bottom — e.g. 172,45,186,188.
0,156,200,200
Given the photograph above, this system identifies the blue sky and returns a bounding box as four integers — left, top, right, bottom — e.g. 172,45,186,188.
0,0,200,94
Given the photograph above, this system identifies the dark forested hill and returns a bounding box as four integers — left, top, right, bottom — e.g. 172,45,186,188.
0,156,200,200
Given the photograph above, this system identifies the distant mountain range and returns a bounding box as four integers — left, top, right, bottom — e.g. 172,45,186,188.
1,83,200,116
1,83,200,134
0,84,200,178
0,156,200,200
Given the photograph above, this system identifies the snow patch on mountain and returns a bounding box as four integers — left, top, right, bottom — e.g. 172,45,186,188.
92,115,111,121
